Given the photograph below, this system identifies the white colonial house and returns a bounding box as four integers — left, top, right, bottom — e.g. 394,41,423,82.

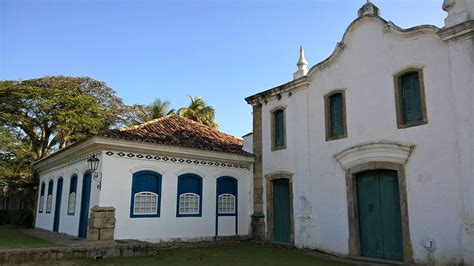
34,115,253,242
245,0,474,264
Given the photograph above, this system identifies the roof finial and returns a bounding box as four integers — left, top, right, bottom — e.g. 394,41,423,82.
293,45,308,80
358,0,380,17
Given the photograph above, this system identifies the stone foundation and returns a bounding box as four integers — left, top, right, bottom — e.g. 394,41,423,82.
0,236,249,264
88,206,115,241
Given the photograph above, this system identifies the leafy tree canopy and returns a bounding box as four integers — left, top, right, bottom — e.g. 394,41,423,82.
0,76,128,159
178,96,218,128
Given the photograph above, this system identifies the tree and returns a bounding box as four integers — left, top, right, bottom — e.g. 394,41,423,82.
148,99,175,119
0,76,129,159
178,96,218,128
0,126,37,212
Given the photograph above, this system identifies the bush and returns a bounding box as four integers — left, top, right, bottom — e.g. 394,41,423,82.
0,210,33,227
0,210,10,225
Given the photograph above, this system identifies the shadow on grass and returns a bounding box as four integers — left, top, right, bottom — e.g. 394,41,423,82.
63,243,349,266
0,225,55,249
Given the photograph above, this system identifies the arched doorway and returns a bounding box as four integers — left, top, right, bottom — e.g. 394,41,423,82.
53,178,63,232
78,173,92,238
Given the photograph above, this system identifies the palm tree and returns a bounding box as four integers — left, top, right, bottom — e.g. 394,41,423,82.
148,99,175,119
178,96,218,128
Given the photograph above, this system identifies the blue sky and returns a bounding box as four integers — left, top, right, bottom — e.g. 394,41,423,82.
1,0,445,137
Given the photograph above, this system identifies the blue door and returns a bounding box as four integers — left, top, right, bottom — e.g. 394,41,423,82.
53,178,63,232
78,173,92,238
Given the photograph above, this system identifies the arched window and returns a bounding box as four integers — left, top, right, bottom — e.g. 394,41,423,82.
46,180,54,213
218,194,236,214
394,69,428,128
68,175,78,215
324,90,347,141
217,176,237,215
179,193,200,215
38,182,45,213
130,171,162,218
177,173,202,217
272,109,286,150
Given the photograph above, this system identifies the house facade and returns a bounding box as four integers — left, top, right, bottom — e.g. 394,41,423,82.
34,115,253,242
245,1,474,264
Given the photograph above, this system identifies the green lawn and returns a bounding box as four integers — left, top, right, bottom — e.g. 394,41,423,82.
0,225,55,248
67,243,348,266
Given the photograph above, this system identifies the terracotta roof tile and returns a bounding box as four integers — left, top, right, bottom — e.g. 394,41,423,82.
99,115,252,156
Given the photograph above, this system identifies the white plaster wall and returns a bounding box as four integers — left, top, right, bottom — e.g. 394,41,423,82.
99,152,251,242
260,17,465,263
243,134,253,154
35,155,102,237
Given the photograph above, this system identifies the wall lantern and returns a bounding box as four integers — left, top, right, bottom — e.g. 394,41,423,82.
87,154,102,190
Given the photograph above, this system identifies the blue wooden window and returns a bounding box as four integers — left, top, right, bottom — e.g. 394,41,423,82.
39,182,45,213
130,171,162,218
330,93,344,137
177,173,203,217
68,175,78,215
46,180,54,213
274,110,285,148
216,176,237,215
400,72,423,124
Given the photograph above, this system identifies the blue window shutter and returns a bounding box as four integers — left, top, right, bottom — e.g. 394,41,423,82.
330,93,344,137
274,110,285,148
177,174,203,217
70,176,77,193
130,171,162,218
40,182,45,196
401,72,423,124
217,177,237,196
48,180,54,195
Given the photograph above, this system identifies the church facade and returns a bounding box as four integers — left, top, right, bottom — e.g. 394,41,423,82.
245,1,474,264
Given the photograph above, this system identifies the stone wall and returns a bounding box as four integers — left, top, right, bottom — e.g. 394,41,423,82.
0,236,248,264
250,103,265,241
88,206,115,241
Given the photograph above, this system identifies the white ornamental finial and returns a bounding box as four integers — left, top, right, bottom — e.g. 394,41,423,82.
293,45,308,80
297,46,308,68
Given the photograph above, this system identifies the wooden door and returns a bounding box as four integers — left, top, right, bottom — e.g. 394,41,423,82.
78,173,92,238
273,179,290,243
357,170,403,261
53,178,63,232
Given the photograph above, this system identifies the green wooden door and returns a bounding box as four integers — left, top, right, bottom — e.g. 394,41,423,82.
357,170,403,261
273,179,290,243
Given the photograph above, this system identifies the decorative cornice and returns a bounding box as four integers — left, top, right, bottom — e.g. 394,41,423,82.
105,150,250,170
334,140,415,170
307,16,439,76
33,136,254,174
245,15,440,105
245,76,309,105
37,152,101,176
438,20,474,42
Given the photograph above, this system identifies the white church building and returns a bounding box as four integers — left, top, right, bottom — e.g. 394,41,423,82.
34,0,473,264
245,0,473,264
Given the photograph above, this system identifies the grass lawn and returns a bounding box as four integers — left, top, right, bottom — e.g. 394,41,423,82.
66,243,348,266
0,225,55,249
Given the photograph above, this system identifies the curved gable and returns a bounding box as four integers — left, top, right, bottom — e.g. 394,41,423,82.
306,15,440,77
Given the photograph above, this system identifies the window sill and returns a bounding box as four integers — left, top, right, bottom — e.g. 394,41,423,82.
397,120,428,129
176,214,202,217
217,213,236,216
130,214,161,218
271,146,287,152
326,135,347,142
